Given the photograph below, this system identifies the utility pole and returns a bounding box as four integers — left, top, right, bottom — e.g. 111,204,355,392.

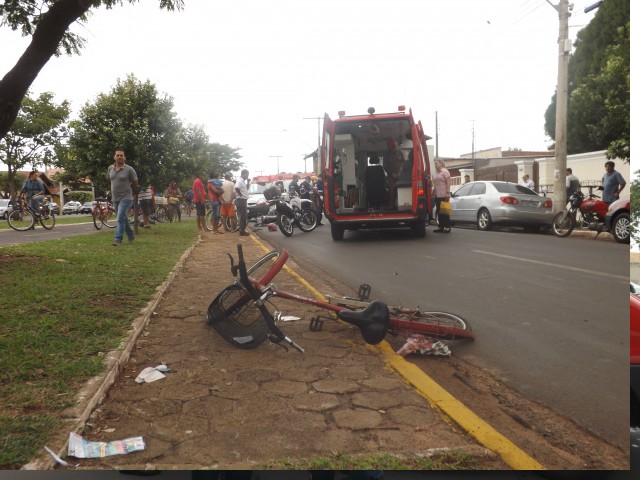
303,116,322,173
471,120,475,160
268,156,282,174
547,0,571,211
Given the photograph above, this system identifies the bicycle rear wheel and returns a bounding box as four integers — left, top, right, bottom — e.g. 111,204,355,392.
389,309,473,341
92,211,103,230
8,209,34,231
103,206,116,228
207,284,269,349
247,249,288,286
39,209,56,230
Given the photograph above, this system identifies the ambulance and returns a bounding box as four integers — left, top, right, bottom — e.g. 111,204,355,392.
321,106,433,240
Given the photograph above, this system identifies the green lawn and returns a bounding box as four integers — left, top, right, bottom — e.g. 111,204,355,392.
0,221,198,468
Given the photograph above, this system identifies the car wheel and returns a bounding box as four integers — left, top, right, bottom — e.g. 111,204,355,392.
612,212,630,244
476,209,493,231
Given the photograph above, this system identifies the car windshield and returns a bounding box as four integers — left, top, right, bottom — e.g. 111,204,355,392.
0,199,8,206
491,182,537,196
249,184,266,194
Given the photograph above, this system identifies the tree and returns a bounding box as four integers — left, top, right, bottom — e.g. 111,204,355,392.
544,0,630,160
0,91,70,197
68,75,186,193
0,0,184,140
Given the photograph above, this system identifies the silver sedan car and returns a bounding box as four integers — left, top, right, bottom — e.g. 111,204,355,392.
449,181,554,232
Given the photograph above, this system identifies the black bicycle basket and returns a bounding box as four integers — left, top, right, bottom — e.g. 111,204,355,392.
207,284,269,349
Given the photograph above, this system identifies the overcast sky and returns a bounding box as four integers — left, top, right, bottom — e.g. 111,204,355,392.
0,0,630,177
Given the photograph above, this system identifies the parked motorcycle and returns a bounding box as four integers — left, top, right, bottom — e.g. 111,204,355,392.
551,187,619,240
263,185,318,237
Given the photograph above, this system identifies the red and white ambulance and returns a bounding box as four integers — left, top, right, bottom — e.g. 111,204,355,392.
321,106,433,240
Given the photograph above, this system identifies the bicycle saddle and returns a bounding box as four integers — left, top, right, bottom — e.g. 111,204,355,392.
337,301,389,345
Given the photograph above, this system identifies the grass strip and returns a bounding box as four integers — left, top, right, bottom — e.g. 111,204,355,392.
0,221,197,468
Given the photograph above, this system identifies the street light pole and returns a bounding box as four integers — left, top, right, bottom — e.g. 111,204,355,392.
547,0,571,211
303,116,322,173
268,156,282,174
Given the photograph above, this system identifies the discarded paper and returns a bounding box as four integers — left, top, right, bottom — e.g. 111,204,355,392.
68,432,145,458
396,334,451,357
135,364,169,383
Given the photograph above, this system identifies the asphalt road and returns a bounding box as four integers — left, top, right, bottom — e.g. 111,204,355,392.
252,222,630,450
0,220,103,247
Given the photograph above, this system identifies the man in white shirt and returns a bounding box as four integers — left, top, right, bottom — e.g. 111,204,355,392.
234,169,250,236
521,174,535,190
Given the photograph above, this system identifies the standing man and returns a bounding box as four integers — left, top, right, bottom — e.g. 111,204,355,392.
432,159,451,233
193,174,207,232
207,171,224,234
602,160,626,204
137,183,155,228
566,168,581,198
521,174,535,190
107,147,138,246
312,174,324,226
19,170,46,213
221,174,237,232
235,169,250,237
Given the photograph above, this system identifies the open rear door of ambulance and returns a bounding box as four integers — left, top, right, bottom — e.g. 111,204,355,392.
322,113,335,217
416,118,433,222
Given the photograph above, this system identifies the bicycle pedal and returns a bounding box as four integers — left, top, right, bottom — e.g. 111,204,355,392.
358,284,371,301
309,316,324,332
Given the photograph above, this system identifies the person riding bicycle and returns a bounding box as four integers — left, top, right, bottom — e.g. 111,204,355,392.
19,170,46,214
164,182,182,221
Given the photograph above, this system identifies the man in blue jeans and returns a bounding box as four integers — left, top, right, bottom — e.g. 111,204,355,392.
107,147,138,246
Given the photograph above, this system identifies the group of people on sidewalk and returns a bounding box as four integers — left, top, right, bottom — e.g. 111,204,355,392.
192,168,251,236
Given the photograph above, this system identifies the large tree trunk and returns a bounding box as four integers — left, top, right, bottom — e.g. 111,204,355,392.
0,0,93,140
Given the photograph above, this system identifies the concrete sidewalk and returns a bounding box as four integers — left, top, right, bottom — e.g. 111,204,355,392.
33,232,510,471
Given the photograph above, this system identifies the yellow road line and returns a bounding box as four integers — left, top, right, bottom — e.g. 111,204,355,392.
249,235,544,470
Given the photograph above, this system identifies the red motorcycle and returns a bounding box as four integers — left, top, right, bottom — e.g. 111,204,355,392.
551,187,613,239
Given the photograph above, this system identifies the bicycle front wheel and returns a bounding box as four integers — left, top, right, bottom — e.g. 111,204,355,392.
92,211,103,230
247,249,289,286
8,209,35,231
39,210,56,230
389,309,474,341
207,284,269,349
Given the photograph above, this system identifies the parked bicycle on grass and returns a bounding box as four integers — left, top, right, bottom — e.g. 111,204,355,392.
208,245,473,354
7,194,56,231
91,197,116,230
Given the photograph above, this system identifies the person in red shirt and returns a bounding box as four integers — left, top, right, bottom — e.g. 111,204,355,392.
192,175,207,232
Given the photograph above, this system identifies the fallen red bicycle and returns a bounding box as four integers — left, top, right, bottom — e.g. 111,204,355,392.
208,245,474,354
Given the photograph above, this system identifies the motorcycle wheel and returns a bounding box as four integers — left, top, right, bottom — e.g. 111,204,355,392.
552,211,575,238
277,214,294,237
297,209,318,232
